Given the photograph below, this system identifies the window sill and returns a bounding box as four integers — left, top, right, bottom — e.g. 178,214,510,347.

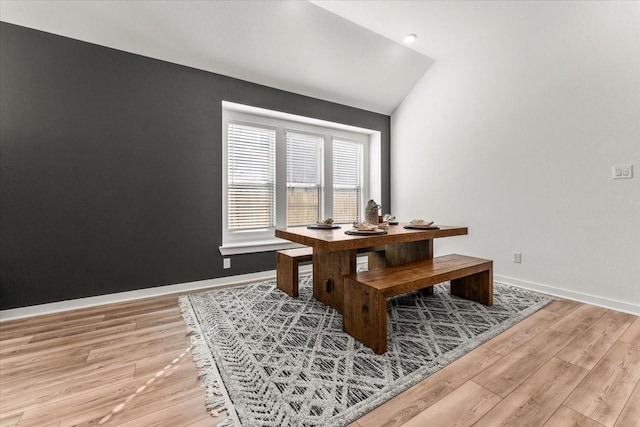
219,239,304,256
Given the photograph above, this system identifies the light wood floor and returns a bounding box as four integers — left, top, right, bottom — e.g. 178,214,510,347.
1,286,638,426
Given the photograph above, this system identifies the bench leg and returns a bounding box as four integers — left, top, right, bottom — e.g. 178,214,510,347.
276,253,299,297
450,268,493,306
343,277,387,354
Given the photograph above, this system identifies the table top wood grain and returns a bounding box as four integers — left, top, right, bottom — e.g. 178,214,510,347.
275,223,468,252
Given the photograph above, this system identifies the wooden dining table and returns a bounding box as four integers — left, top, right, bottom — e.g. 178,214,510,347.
275,223,468,314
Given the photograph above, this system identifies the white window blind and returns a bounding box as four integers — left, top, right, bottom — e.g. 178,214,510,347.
333,140,362,223
286,132,323,226
227,123,276,231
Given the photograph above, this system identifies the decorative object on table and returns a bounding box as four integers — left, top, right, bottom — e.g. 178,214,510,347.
383,213,398,225
307,218,341,229
364,199,381,225
180,275,552,427
404,219,439,230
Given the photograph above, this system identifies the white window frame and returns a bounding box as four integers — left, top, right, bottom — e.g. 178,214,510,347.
220,101,381,255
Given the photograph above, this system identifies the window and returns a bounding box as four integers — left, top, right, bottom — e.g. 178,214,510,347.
286,132,323,226
227,124,276,231
221,102,379,254
332,140,362,224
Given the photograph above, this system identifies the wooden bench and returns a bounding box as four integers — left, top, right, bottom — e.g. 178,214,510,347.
276,247,313,297
342,254,493,354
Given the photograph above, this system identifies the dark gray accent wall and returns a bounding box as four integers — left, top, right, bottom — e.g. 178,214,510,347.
0,22,390,310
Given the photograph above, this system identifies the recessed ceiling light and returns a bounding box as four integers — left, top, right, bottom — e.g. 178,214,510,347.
403,33,417,44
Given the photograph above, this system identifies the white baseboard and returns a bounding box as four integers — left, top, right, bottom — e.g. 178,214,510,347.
495,274,640,316
6,264,633,323
0,269,283,322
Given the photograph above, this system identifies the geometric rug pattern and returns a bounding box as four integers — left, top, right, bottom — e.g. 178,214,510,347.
180,274,552,426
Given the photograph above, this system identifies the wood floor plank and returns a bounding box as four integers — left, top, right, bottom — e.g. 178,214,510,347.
0,314,106,340
619,316,640,344
113,394,212,427
77,321,188,361
543,406,607,427
133,307,186,329
0,363,136,414
472,327,571,397
0,346,91,379
2,321,138,361
85,330,189,364
614,381,640,427
58,371,203,426
556,310,636,370
43,319,186,361
0,411,24,426
564,340,640,426
354,346,502,426
542,299,582,316
473,358,589,427
401,380,501,427
28,317,137,344
481,308,561,355
185,413,228,427
0,342,92,370
101,299,181,321
0,335,34,355
549,304,609,337
1,311,99,331
1,285,637,427
14,375,141,426
1,359,131,391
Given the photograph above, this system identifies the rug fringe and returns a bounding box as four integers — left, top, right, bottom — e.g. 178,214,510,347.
215,418,237,427
179,297,240,427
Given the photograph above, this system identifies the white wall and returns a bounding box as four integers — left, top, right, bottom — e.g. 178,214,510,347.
391,1,640,314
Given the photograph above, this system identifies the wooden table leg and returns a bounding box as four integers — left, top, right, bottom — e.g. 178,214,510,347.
368,240,433,268
312,249,356,314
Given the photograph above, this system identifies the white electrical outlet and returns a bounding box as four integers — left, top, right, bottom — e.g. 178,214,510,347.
612,164,633,179
512,252,522,263
223,258,231,269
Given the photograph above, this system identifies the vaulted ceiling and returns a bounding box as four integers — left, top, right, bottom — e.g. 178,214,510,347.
0,0,599,115
0,0,434,115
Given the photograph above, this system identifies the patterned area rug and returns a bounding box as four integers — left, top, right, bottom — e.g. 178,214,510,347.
179,274,552,426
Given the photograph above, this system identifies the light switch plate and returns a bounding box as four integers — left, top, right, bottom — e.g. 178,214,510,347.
512,252,522,263
612,165,633,179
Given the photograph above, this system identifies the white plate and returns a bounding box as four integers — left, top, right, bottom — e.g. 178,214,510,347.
404,224,439,230
346,228,387,235
307,224,341,229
